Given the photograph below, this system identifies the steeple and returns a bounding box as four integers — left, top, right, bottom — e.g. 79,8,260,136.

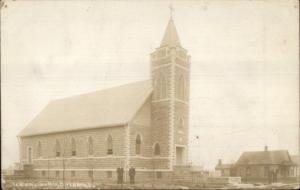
151,13,190,169
160,18,182,47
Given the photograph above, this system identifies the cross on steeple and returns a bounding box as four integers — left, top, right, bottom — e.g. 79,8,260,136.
169,4,174,19
160,8,181,47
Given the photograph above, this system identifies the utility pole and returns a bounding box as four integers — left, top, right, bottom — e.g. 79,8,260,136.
47,138,50,183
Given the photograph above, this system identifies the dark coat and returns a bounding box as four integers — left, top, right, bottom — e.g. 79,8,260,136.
129,168,136,177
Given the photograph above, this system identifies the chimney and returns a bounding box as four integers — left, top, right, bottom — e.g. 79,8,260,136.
264,146,268,151
218,159,222,165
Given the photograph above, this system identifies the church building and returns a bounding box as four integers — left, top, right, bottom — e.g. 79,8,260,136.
18,17,191,183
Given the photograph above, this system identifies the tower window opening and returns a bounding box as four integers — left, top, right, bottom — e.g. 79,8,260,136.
135,134,142,155
107,135,113,155
88,136,93,155
156,74,167,99
71,138,76,156
179,118,184,129
37,141,42,158
55,140,61,157
178,75,186,100
154,143,161,156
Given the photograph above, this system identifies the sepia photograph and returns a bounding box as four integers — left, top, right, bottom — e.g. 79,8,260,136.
1,0,299,189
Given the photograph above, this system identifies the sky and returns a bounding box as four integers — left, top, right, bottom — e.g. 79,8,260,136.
1,0,299,170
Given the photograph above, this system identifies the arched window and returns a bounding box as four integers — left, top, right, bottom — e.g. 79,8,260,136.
160,75,167,98
155,74,167,99
178,75,185,100
135,134,142,155
88,136,93,155
179,118,184,129
55,140,61,157
107,135,113,155
37,141,42,158
71,138,76,156
28,147,32,163
154,78,160,99
154,143,161,156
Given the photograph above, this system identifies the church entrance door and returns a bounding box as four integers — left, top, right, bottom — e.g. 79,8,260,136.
176,147,184,165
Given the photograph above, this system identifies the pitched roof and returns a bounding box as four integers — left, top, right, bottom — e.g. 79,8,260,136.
160,18,182,47
19,80,152,137
235,150,294,165
215,163,233,170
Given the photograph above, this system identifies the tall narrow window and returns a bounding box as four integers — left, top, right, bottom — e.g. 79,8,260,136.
156,74,167,99
37,141,42,158
55,140,61,157
71,138,76,156
154,78,160,99
28,147,32,163
88,136,93,155
160,75,167,98
178,75,185,100
154,143,161,156
135,135,142,155
107,135,113,155
179,118,184,129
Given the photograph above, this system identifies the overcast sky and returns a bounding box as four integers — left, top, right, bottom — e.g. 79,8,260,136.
2,0,299,169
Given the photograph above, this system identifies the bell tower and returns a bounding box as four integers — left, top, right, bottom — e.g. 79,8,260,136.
150,17,190,169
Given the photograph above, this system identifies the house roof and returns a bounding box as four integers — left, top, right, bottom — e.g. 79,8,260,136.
160,18,181,47
235,150,294,165
19,80,152,137
215,163,233,170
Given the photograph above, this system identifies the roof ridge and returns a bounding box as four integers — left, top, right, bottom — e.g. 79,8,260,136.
243,149,288,153
53,80,151,102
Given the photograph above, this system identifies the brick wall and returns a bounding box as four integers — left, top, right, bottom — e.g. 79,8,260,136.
172,50,190,165
150,45,191,169
151,100,171,158
152,64,171,100
129,98,152,158
20,126,127,169
33,170,119,183
129,96,172,170
175,66,190,101
174,101,189,146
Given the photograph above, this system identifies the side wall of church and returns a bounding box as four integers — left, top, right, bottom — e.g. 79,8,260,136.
20,126,127,181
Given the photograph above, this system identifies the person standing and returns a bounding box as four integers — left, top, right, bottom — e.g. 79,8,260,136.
129,167,136,184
